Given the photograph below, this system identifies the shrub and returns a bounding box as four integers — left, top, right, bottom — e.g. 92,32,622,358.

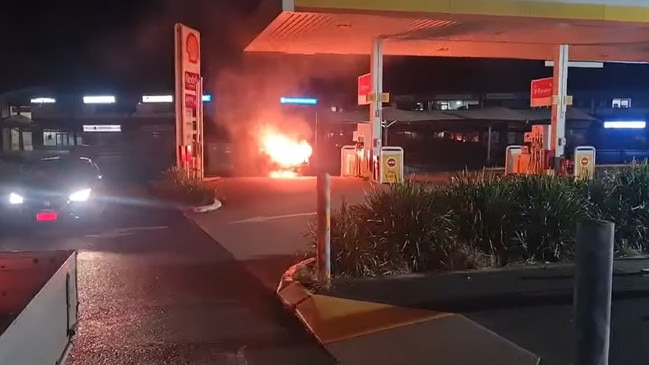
443,171,518,265
153,167,215,206
306,198,407,277
308,182,489,276
592,163,649,255
507,175,590,262
354,183,457,273
439,172,589,264
313,164,649,278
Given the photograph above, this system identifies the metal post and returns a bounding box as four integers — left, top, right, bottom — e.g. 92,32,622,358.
574,220,615,365
383,125,388,147
316,173,331,285
487,125,493,165
370,38,384,182
174,24,183,169
314,111,319,173
552,44,569,172
197,77,205,179
383,120,397,147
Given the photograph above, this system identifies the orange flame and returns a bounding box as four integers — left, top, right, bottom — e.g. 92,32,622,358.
269,170,299,178
260,129,312,175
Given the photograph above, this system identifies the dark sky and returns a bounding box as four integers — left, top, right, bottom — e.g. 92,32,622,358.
3,0,649,99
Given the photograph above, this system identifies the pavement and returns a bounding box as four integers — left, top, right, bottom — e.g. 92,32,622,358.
186,175,649,364
186,176,545,365
327,260,649,365
0,180,336,365
189,176,371,291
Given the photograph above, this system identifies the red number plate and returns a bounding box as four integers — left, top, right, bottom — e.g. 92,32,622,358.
36,211,58,222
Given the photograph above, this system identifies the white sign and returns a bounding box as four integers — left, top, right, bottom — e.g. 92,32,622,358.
83,96,115,104
83,125,121,132
31,97,56,104
143,95,172,103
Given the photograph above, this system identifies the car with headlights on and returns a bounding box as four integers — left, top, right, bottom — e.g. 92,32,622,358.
0,156,105,224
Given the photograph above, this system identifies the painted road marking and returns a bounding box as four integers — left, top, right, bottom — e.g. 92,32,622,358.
230,212,316,224
85,226,169,239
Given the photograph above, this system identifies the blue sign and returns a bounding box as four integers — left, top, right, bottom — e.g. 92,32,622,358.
280,96,318,105
202,94,212,102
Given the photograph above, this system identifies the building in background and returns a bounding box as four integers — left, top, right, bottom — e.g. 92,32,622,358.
1,87,648,175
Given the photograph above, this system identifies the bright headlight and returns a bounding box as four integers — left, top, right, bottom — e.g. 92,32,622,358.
69,188,91,202
9,192,24,205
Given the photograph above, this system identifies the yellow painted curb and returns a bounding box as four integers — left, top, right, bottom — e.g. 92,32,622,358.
277,281,312,308
275,262,541,364
296,294,453,344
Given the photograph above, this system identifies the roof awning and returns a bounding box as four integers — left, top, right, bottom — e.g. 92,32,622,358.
316,109,368,123
444,107,530,121
317,106,597,123
1,114,35,128
246,0,649,62
520,107,598,122
383,107,463,121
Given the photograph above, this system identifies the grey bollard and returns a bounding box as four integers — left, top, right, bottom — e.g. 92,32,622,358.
574,220,615,365
316,173,331,286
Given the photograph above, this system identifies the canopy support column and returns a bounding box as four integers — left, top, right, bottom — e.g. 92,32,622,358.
551,44,569,171
370,37,384,181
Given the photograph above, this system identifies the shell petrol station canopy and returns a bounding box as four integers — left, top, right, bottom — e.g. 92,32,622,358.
246,0,649,62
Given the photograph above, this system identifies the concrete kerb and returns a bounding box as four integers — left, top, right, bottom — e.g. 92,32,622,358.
147,177,223,213
186,198,223,213
276,258,315,310
276,259,542,365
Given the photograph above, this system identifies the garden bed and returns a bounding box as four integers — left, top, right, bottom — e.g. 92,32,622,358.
150,167,216,207
307,163,649,278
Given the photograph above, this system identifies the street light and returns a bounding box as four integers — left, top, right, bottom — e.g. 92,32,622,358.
280,96,320,171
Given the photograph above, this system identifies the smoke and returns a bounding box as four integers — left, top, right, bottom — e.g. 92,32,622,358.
90,0,367,173
210,52,366,174
90,0,255,90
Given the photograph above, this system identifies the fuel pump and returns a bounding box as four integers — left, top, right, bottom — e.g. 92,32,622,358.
514,125,557,175
354,136,365,177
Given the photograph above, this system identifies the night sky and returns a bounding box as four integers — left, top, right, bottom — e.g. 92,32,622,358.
3,0,649,99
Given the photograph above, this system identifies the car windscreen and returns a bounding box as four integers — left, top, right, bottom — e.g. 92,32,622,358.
24,158,97,180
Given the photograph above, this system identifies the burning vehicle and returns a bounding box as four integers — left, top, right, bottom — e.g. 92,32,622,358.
258,126,313,178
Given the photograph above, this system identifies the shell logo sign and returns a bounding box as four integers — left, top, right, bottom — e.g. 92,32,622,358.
186,32,200,64
174,23,203,176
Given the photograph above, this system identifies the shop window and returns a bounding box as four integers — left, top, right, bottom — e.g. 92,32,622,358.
612,98,631,108
43,130,80,147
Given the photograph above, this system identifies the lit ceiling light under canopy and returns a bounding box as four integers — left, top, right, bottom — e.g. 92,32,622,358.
31,97,56,104
83,95,116,104
83,125,122,132
142,95,173,103
603,121,646,129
